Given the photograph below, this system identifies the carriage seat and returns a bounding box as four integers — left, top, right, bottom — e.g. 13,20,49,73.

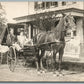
55,39,60,43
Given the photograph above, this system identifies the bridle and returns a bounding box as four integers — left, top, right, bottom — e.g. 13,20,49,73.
63,15,76,43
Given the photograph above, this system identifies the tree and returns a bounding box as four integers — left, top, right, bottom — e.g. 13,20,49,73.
35,12,58,31
0,3,7,34
0,3,7,44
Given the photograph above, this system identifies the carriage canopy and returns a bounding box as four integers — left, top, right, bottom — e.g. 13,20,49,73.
0,23,24,45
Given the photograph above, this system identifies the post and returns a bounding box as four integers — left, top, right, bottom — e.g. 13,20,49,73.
24,23,27,33
29,24,31,40
71,30,73,38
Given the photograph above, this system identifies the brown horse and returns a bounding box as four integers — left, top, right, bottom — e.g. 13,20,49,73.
33,13,76,74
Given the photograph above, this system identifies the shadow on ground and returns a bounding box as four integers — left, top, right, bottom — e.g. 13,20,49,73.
2,55,84,73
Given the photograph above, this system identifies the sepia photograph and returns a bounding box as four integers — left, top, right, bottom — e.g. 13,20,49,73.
0,1,84,82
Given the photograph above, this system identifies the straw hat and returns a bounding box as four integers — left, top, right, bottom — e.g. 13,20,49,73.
20,28,24,32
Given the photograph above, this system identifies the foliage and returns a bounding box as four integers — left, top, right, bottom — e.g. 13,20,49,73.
0,3,7,35
35,12,57,31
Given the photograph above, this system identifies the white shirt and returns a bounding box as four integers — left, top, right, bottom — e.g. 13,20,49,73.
17,35,27,48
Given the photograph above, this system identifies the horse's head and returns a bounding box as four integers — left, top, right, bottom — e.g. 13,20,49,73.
63,13,76,32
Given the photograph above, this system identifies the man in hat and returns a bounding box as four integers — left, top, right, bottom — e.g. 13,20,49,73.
6,28,16,46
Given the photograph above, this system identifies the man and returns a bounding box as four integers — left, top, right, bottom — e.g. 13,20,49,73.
6,28,16,46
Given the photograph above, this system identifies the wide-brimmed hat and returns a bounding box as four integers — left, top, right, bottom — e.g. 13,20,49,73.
10,28,14,31
20,28,24,32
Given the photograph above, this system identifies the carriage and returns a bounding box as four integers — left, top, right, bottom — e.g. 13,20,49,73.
0,23,36,72
0,13,76,74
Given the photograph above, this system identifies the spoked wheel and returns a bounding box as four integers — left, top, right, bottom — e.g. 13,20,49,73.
7,46,17,72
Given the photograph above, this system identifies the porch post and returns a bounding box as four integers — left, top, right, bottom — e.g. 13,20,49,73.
71,30,73,38
24,23,27,33
76,18,83,58
29,24,31,40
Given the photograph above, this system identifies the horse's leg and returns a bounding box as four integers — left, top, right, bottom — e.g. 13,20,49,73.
58,49,64,75
35,49,40,71
40,49,45,71
35,58,40,71
53,49,57,73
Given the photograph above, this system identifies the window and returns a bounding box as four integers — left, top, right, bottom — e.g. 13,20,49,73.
34,2,38,10
50,2,58,7
62,1,66,6
34,2,46,10
42,2,45,9
38,4,41,9
34,1,58,10
50,2,53,6
66,29,77,37
53,2,58,7
34,2,43,10
72,2,76,4
46,2,50,8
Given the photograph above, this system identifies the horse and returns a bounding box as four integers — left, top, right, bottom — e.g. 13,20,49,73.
33,13,76,74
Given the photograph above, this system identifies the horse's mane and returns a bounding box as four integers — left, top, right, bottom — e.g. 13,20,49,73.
51,17,65,40
52,17,64,32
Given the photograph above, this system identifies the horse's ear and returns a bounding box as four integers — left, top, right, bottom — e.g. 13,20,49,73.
68,13,71,16
61,12,66,17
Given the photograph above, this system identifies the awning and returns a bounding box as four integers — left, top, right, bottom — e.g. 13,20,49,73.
13,8,84,23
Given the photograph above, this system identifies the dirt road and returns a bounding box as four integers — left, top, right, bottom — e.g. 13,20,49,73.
0,64,84,82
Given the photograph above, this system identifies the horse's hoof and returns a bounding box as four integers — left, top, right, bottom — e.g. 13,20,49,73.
42,68,46,71
53,73,57,77
53,72,57,77
58,72,64,76
58,74,63,77
53,71,59,75
40,70,46,73
37,71,41,75
53,73,59,77
40,70,43,73
41,70,45,73
43,69,47,73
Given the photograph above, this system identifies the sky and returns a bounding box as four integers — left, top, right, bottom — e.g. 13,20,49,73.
1,2,28,23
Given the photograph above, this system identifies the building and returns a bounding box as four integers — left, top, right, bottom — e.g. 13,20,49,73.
14,1,84,59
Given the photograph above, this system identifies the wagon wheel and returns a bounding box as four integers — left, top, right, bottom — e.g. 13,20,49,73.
7,46,17,72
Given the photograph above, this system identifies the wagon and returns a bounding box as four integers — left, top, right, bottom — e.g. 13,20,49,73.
1,23,36,72
7,44,36,72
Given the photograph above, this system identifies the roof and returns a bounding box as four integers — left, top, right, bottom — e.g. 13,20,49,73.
0,23,24,44
7,23,24,29
13,8,84,22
